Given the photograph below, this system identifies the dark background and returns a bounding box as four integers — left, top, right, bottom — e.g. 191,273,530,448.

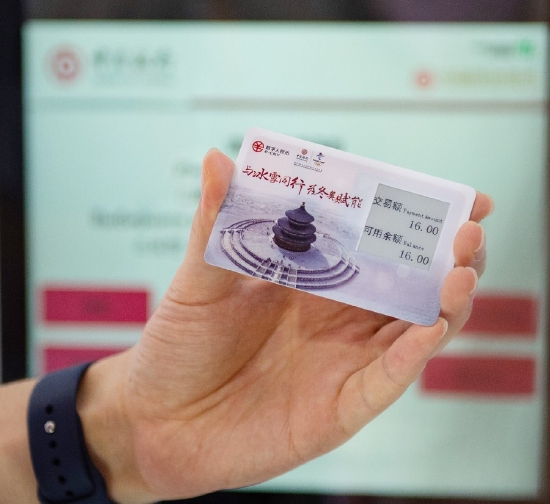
22,0,550,21
1,0,548,503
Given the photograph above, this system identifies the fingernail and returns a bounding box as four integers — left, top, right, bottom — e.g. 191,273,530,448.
487,196,495,217
200,168,206,194
438,317,449,340
201,148,222,192
474,224,486,262
466,266,479,296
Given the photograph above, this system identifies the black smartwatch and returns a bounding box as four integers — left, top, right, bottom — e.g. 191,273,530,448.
27,362,115,504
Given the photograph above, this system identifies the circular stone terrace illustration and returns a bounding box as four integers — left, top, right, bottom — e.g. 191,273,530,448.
219,218,360,289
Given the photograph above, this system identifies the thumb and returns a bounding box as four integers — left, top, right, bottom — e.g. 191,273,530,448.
170,149,237,302
195,148,234,250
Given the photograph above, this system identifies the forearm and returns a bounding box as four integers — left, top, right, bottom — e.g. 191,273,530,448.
0,378,39,504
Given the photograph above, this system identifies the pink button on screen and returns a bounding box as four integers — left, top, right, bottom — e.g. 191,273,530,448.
421,355,536,397
42,287,149,324
43,346,128,373
461,293,538,338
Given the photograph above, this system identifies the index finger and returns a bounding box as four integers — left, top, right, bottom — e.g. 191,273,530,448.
470,191,494,223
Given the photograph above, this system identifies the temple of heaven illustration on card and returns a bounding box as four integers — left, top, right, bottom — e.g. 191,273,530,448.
218,202,359,289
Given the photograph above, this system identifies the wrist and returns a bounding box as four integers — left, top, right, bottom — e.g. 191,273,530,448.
76,352,154,504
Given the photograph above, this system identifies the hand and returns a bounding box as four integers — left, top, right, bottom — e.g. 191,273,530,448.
78,149,493,504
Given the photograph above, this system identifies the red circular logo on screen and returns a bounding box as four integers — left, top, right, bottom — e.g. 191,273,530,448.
252,141,264,153
50,48,82,82
415,70,435,89
301,149,308,155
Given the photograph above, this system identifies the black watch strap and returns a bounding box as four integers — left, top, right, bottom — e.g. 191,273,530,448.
27,362,115,504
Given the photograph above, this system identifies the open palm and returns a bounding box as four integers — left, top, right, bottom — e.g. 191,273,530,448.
93,149,491,503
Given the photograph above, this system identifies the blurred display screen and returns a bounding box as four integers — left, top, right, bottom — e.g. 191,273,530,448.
22,21,547,498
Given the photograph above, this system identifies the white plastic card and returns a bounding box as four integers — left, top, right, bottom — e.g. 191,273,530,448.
204,128,476,325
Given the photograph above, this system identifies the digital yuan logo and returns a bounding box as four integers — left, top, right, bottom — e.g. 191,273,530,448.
415,70,435,89
252,140,265,153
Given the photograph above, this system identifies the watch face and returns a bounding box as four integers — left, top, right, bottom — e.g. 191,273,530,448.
205,128,475,325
